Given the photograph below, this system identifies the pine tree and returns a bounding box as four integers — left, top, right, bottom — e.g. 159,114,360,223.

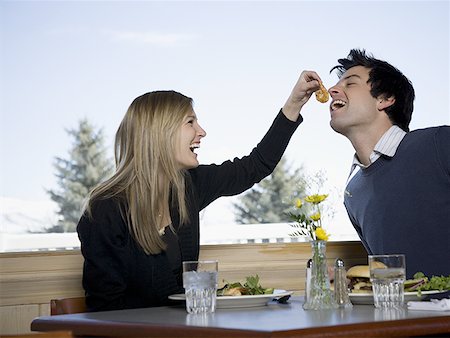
232,157,308,224
46,119,114,232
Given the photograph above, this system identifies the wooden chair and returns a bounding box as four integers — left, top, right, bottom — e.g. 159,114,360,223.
50,296,86,315
3,331,73,338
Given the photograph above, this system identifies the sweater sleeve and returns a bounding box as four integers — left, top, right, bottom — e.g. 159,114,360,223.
190,109,302,209
77,199,132,311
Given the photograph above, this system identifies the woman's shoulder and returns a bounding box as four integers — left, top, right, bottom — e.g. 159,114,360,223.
78,196,126,231
89,196,124,214
77,196,131,250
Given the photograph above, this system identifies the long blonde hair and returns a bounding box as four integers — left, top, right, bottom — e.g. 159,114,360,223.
86,90,192,254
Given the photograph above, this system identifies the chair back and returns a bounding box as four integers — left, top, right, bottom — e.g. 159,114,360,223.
50,296,86,315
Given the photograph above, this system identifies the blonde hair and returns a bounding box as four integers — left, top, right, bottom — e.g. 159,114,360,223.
86,91,192,254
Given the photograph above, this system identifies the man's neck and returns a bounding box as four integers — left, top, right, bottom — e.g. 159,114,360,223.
349,125,392,166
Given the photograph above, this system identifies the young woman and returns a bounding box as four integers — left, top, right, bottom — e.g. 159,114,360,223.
77,71,323,311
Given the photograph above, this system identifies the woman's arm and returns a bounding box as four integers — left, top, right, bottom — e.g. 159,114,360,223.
191,110,301,209
190,70,324,209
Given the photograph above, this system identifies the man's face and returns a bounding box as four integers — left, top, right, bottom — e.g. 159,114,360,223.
328,66,380,136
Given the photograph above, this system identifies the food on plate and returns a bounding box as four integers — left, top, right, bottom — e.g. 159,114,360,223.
404,274,428,292
347,262,386,293
406,272,450,293
315,82,329,103
347,267,450,294
347,265,373,293
217,274,274,296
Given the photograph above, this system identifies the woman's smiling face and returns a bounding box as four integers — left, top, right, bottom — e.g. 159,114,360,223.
174,109,206,169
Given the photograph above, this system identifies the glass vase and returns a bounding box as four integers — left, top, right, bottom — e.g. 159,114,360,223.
303,240,338,310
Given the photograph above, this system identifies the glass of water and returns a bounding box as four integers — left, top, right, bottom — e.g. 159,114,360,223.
182,260,218,314
369,254,406,309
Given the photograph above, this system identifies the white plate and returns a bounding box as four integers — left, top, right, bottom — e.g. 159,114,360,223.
349,290,447,305
169,289,293,309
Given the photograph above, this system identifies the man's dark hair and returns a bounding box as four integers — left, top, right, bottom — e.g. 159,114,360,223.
330,49,415,132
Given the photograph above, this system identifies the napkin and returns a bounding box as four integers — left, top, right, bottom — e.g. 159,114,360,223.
407,298,450,312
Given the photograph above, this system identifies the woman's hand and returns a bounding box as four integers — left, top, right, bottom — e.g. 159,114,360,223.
282,70,323,121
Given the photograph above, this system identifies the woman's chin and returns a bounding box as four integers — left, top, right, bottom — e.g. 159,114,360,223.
179,160,200,170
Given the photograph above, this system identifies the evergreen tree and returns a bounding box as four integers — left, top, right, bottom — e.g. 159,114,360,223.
232,157,308,224
46,119,113,232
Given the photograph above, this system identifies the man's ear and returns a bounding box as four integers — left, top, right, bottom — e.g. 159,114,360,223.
377,96,395,111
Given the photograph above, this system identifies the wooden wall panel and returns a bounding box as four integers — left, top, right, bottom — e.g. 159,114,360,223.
1,251,85,307
0,304,40,335
199,242,367,292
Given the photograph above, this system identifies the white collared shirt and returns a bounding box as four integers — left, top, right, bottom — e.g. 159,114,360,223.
347,125,407,182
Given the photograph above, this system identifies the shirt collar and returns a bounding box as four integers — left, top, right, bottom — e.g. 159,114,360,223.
373,125,407,157
348,125,407,178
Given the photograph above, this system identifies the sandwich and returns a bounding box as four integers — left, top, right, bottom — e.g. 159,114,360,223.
347,262,390,293
347,265,373,293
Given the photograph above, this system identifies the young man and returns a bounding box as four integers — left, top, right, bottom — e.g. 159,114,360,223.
329,49,449,279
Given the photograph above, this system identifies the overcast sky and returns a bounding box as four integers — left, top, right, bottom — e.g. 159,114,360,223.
1,1,449,234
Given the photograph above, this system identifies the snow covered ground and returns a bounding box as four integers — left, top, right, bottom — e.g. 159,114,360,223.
1,197,59,234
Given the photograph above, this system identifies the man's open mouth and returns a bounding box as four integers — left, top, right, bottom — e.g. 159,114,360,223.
331,100,346,111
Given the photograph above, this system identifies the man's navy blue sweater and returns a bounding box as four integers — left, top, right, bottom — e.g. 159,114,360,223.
344,126,450,278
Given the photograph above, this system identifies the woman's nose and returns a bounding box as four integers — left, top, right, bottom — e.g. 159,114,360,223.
197,124,206,137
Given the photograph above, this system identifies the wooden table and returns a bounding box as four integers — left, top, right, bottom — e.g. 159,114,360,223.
31,297,450,337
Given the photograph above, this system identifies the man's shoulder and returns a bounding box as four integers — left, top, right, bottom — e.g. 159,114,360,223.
399,126,450,164
405,125,449,143
409,125,450,136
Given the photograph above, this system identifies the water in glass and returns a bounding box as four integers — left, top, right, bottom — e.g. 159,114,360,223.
183,270,217,314
182,260,218,314
371,266,405,308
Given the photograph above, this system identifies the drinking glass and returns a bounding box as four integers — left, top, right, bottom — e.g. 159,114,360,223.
182,260,218,314
369,254,406,308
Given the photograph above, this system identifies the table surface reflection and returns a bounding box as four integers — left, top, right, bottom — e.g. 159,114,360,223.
31,296,450,337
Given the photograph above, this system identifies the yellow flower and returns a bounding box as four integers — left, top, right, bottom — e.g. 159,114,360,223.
310,212,321,221
305,194,328,205
289,191,332,242
315,227,329,241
